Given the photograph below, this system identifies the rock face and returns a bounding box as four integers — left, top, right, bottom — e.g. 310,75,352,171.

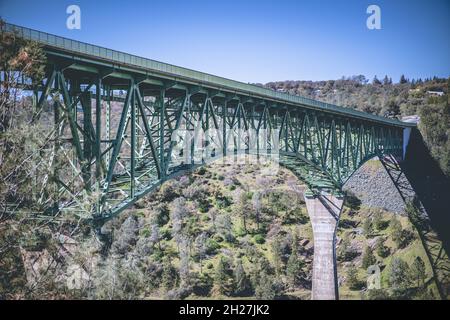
343,159,406,214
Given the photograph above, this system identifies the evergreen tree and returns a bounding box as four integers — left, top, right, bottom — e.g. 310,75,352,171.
255,272,275,300
363,218,372,237
375,237,390,258
271,237,283,276
411,256,426,287
390,216,403,248
388,257,411,294
362,245,376,269
372,75,382,85
400,74,408,84
234,259,251,296
161,258,178,291
214,256,228,295
347,264,360,290
372,210,383,230
235,191,252,233
286,234,303,287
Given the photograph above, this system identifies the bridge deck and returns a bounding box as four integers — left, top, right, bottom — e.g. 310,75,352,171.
3,22,414,129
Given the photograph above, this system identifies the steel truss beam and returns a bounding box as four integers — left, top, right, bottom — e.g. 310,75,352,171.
26,64,404,224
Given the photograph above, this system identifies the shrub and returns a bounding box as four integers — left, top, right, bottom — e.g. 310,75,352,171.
254,234,265,244
206,239,221,254
213,234,224,243
375,238,390,258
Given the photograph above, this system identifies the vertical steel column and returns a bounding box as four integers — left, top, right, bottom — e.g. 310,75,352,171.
82,90,92,191
96,77,102,179
105,85,111,166
130,82,136,197
223,101,227,157
159,88,166,178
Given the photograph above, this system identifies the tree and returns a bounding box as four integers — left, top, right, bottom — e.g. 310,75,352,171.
375,237,390,258
286,234,303,288
194,232,207,273
208,207,218,230
347,264,361,290
179,236,191,286
388,257,411,294
171,197,191,249
234,190,252,233
390,216,403,248
216,214,233,242
234,259,251,296
372,210,383,230
363,218,372,237
411,256,426,287
161,258,178,292
149,223,161,250
384,100,400,117
372,76,382,85
271,237,283,276
400,74,408,84
0,22,45,132
255,272,276,300
214,256,229,296
382,75,391,86
251,191,262,231
362,246,376,269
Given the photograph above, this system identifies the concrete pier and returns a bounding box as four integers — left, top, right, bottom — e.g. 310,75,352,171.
305,191,344,300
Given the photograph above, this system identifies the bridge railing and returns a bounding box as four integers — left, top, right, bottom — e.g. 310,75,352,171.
3,22,414,128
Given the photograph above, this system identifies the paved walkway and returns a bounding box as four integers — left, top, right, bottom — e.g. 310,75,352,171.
305,193,344,300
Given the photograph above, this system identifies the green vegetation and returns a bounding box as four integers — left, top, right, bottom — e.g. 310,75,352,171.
262,76,449,176
337,205,441,300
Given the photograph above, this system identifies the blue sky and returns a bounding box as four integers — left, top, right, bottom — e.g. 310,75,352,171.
1,0,449,83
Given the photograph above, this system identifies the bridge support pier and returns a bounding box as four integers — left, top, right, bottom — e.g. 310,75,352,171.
304,190,344,300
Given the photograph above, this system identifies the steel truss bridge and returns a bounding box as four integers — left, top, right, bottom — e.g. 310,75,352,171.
3,23,415,224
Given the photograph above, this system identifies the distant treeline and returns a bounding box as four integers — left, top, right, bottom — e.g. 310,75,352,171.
256,75,450,176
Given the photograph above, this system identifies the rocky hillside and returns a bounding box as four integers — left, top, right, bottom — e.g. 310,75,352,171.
3,156,448,300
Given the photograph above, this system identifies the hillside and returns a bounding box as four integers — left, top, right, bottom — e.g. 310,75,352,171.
258,76,450,176
2,156,447,300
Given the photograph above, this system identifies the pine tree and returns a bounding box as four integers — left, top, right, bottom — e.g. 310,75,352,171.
363,218,372,237
234,259,251,296
161,258,177,291
255,272,275,300
214,256,228,295
235,191,251,233
362,245,376,269
375,237,389,258
411,256,426,287
372,75,382,85
390,216,403,248
400,74,408,84
271,237,283,276
389,257,411,292
372,210,383,230
286,234,303,287
347,264,360,290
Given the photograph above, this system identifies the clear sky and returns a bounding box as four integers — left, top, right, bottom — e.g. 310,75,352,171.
1,0,449,83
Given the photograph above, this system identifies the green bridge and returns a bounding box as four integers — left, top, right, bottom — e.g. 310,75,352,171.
3,23,415,222
3,22,418,300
